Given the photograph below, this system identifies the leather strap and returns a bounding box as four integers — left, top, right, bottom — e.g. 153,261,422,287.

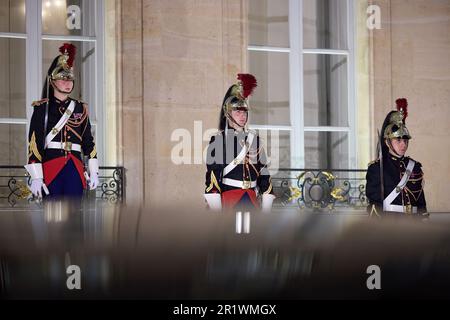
44,100,76,148
223,131,255,176
383,159,415,209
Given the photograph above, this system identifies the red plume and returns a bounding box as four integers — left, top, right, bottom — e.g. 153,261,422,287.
59,43,76,68
395,98,408,120
237,73,257,98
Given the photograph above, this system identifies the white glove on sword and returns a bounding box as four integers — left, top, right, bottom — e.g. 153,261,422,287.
24,163,50,199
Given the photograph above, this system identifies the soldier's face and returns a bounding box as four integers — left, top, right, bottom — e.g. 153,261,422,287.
231,110,248,127
53,79,74,94
390,138,409,156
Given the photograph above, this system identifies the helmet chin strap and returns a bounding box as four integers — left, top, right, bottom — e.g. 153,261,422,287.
225,113,246,131
385,139,402,158
51,79,74,95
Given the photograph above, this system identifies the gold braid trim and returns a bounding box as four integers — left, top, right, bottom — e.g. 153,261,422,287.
65,105,88,127
66,126,82,141
90,145,97,158
404,186,423,202
248,160,260,177
206,171,221,193
28,132,42,162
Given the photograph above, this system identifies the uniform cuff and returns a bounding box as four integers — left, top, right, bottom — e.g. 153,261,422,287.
24,163,43,180
88,158,99,175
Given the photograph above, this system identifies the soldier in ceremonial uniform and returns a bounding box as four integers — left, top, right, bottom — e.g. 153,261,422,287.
25,43,99,200
204,74,275,212
366,98,427,215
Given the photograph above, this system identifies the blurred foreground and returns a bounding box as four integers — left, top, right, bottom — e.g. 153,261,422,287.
1,202,450,299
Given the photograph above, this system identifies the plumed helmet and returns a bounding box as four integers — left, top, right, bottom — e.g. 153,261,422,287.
218,73,257,130
382,98,412,140
49,43,76,81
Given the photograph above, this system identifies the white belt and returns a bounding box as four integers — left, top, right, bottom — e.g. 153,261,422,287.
222,178,256,189
383,159,415,209
46,141,81,152
384,204,417,214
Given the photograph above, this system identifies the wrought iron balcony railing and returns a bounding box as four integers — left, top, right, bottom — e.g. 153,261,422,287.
0,166,124,208
0,166,367,211
271,168,368,211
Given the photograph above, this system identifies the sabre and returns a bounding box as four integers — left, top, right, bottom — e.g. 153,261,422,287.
377,129,384,208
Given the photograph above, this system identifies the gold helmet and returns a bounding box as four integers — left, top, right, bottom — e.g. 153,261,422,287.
219,74,257,130
383,98,411,140
50,43,76,81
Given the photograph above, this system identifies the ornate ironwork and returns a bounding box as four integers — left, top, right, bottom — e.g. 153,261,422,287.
0,166,124,207
99,167,124,204
272,169,368,211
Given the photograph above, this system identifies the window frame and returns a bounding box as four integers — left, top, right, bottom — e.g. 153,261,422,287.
0,0,105,165
248,0,357,169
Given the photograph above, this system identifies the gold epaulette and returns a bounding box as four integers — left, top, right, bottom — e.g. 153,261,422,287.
367,158,379,166
76,99,87,105
31,98,48,107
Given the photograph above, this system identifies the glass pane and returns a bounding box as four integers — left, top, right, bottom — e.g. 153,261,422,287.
303,0,347,50
257,129,290,170
0,0,26,33
249,0,289,47
42,40,96,120
0,38,26,118
249,51,290,126
42,0,96,37
304,54,348,127
0,124,26,165
305,131,348,169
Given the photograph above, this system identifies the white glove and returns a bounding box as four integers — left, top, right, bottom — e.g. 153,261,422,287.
29,179,49,198
204,193,222,211
89,172,99,190
88,158,99,190
30,179,44,198
261,194,276,213
25,163,43,180
25,163,50,198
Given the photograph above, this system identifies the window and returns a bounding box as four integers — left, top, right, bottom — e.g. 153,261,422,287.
0,0,104,165
248,0,356,170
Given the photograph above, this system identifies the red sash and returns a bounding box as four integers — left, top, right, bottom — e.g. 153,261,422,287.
43,154,87,189
222,189,259,209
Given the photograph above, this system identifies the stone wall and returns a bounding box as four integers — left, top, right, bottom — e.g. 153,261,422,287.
370,0,450,211
119,0,247,206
